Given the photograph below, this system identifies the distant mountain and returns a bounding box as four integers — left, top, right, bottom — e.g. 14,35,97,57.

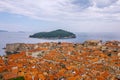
29,29,76,39
18,31,25,33
0,30,8,32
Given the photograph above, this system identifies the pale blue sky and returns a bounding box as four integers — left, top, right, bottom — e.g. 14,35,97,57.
0,0,120,32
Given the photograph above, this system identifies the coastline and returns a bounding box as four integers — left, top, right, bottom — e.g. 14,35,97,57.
0,32,120,56
4,40,120,55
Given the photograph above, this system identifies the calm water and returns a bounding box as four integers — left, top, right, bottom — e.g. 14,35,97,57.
0,32,120,56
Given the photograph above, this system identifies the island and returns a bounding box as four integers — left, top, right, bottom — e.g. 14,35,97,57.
0,30,8,32
29,29,76,39
18,31,25,33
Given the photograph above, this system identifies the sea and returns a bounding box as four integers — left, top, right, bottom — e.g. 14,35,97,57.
0,32,120,56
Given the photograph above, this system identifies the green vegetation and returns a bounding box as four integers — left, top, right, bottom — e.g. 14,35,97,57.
9,77,24,80
30,29,76,39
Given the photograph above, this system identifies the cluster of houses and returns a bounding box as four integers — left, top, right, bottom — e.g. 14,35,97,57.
0,40,120,80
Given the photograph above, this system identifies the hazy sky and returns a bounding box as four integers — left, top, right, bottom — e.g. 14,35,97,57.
0,0,120,32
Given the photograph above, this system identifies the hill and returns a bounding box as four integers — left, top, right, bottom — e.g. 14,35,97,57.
0,30,8,32
29,29,76,39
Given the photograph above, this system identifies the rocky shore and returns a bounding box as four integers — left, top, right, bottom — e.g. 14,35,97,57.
0,40,120,80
